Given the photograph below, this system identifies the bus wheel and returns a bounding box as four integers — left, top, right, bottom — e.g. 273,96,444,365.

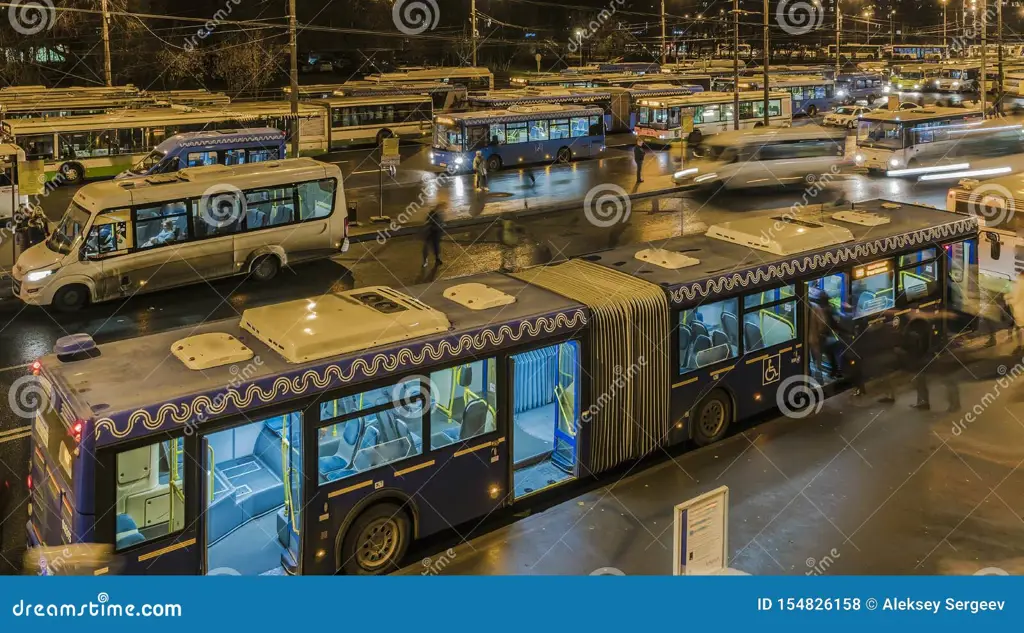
341,502,411,575
51,284,89,312
375,129,394,146
753,121,765,128
806,105,818,117
692,390,732,447
687,130,702,145
867,94,877,103
59,162,85,185
250,255,280,282
486,155,502,171
555,147,572,164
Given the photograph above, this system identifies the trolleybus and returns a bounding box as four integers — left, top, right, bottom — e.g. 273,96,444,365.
634,90,791,145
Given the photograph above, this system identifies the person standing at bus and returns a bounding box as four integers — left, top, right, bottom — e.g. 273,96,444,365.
473,150,489,192
422,205,445,268
633,138,646,184
1007,271,1024,353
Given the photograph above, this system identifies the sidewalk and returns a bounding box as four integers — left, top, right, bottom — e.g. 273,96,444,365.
347,151,689,243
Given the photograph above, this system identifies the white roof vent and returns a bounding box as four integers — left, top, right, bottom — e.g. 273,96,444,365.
706,215,855,256
634,248,700,270
171,333,253,370
443,282,516,310
832,210,891,227
240,287,450,364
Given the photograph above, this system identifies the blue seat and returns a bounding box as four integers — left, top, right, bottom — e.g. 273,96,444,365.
318,417,364,479
115,513,145,550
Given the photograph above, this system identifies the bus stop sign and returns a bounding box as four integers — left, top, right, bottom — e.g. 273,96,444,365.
381,138,400,168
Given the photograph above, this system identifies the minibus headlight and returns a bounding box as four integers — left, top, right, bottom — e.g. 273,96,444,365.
889,158,900,167
25,268,56,283
454,156,464,166
854,154,865,164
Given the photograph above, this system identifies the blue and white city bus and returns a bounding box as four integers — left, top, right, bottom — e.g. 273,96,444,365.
116,128,286,178
835,72,887,104
713,75,836,116
429,104,606,172
24,200,978,575
468,89,615,130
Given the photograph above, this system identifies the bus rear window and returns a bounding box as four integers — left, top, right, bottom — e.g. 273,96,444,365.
35,403,75,483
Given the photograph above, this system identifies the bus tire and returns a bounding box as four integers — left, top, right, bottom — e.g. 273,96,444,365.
806,104,818,117
51,284,89,312
555,147,572,164
867,94,877,103
753,121,765,128
691,389,732,447
340,502,411,575
59,162,85,185
249,254,280,282
687,129,702,145
375,129,394,146
486,155,502,171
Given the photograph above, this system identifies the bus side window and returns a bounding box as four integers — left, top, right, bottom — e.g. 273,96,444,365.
297,178,336,221
248,148,280,163
114,437,186,550
222,149,247,166
187,151,218,168
193,191,244,237
84,215,130,258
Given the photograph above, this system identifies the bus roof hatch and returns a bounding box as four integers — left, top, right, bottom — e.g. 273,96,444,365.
239,287,451,364
171,333,254,370
443,282,516,310
705,215,855,256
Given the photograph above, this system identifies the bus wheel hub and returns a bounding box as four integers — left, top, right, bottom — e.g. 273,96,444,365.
357,517,399,567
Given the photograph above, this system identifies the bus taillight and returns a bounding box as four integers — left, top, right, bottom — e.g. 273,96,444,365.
26,474,32,490
70,421,83,443
30,360,41,375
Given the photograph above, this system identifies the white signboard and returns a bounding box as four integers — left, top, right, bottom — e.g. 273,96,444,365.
673,485,729,576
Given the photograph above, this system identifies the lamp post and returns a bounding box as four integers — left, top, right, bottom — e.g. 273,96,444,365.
575,29,585,66
834,0,841,78
732,0,739,131
941,0,947,49
889,10,896,46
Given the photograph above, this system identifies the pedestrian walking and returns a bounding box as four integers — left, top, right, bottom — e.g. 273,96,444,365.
633,138,645,184
422,205,445,267
473,150,489,191
808,288,842,383
911,334,962,413
1006,270,1024,352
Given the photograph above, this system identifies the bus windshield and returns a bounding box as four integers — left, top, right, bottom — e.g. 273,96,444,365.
46,202,91,255
130,149,167,174
858,120,904,149
434,121,462,150
900,71,924,79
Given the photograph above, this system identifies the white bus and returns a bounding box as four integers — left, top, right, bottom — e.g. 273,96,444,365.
711,75,836,116
363,67,494,90
1,103,330,183
933,63,981,92
634,90,792,145
313,94,433,147
854,107,988,172
946,174,1024,291
827,43,883,60
12,158,349,311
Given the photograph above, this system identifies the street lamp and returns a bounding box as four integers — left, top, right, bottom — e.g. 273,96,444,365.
941,0,947,49
889,10,896,46
574,28,585,66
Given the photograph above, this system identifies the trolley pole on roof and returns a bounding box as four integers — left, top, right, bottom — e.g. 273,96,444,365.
981,0,987,116
763,0,769,126
732,0,739,131
661,0,666,65
100,0,112,86
288,0,300,158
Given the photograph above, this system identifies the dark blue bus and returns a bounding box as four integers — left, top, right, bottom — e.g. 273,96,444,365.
116,128,286,179
25,200,977,575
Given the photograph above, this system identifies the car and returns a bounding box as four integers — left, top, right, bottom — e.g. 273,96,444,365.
823,105,871,129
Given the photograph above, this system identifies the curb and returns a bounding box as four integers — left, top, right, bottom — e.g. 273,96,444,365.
348,182,689,244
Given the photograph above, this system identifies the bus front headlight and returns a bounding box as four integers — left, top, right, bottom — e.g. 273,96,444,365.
454,156,464,166
913,84,920,90
889,158,900,167
854,154,865,164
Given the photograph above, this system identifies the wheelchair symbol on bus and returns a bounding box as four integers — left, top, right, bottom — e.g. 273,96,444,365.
762,355,781,386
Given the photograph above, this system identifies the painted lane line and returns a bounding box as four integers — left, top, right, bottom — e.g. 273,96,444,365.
0,430,31,445
0,425,31,439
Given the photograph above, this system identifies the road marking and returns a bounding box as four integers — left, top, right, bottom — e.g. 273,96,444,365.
0,362,30,374
0,425,30,439
0,429,32,445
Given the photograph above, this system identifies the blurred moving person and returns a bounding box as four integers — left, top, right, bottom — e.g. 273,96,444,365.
1006,270,1024,353
473,150,489,192
422,205,445,268
634,138,646,184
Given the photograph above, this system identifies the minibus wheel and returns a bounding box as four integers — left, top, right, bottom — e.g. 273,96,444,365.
249,255,280,282
340,502,411,575
692,390,732,447
51,284,88,312
486,155,502,171
806,105,818,117
555,147,572,163
59,162,85,185
375,129,394,146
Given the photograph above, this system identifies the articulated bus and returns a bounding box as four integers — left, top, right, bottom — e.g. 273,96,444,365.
430,104,606,172
23,200,978,575
468,89,615,130
0,88,230,119
947,173,1024,291
311,94,433,147
634,90,792,145
285,82,466,113
12,158,349,311
363,67,494,91
827,44,883,60
883,44,947,60
1,104,329,183
712,75,836,116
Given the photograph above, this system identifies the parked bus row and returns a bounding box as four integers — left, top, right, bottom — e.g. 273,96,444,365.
23,199,979,575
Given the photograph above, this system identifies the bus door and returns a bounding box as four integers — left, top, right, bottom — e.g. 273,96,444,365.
200,412,303,575
944,238,981,337
848,260,902,384
510,340,580,500
804,272,848,387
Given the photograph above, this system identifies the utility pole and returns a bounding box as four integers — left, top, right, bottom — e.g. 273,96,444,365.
835,0,842,79
763,0,770,126
661,0,667,64
732,0,739,131
980,0,987,116
997,0,1003,113
288,0,299,158
100,0,112,86
471,0,478,66
942,0,947,48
